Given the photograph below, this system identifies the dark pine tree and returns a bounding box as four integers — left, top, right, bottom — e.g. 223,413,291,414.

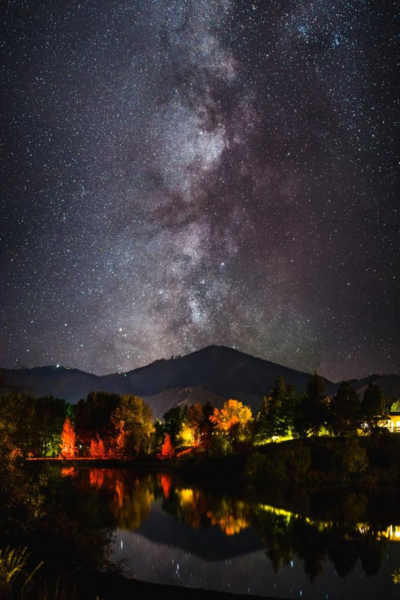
330,381,361,436
360,382,386,432
294,372,330,437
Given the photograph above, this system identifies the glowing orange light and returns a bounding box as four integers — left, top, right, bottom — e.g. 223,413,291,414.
159,433,174,459
60,417,76,458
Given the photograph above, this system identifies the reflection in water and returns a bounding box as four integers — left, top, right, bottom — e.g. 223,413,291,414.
89,468,104,487
160,473,172,499
83,468,155,530
76,468,400,599
379,525,400,542
61,466,77,477
207,508,249,536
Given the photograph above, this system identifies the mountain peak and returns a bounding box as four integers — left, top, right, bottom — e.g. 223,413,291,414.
2,348,399,417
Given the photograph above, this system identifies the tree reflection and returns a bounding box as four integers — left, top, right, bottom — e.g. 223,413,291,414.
159,473,172,499
359,536,386,576
73,469,398,583
162,486,206,530
85,468,155,530
250,500,389,582
206,498,250,535
0,462,120,598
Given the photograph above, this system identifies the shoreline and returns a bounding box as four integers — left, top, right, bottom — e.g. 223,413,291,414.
85,570,287,600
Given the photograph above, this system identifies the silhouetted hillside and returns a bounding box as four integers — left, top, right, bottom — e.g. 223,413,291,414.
136,503,264,560
1,345,398,418
108,345,337,398
350,374,400,406
0,365,128,403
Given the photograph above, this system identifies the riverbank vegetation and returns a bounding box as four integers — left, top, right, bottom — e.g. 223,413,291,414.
1,372,399,487
1,369,400,599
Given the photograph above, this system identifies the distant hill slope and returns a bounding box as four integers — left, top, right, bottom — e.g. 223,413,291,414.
349,374,400,406
142,387,228,420
0,366,105,402
0,344,332,399
1,345,398,418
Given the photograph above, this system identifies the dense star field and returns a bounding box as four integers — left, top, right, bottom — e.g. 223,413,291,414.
1,0,398,382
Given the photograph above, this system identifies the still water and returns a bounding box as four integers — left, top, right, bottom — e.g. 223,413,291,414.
69,467,400,600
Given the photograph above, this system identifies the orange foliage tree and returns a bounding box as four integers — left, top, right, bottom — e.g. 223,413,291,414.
60,416,76,458
90,436,106,459
209,399,253,444
109,419,128,459
159,433,175,459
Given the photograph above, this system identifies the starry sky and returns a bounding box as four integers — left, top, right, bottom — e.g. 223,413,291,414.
1,0,399,382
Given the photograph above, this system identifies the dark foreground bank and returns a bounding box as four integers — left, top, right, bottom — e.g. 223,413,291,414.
80,570,285,600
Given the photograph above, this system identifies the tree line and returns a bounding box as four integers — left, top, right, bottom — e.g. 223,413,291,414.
0,372,395,461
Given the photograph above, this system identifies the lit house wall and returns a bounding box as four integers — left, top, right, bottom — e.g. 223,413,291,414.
386,413,400,432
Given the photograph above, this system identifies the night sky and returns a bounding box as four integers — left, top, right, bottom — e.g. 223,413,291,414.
1,0,399,382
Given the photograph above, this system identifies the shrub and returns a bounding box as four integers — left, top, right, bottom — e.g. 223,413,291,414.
332,439,369,480
244,442,311,488
209,433,233,458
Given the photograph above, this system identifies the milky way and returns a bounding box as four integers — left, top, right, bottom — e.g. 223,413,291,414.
1,0,399,381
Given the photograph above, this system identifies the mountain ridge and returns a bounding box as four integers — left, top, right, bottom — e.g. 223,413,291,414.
1,345,399,419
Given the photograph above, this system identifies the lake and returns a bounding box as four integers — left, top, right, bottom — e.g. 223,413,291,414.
60,466,400,600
